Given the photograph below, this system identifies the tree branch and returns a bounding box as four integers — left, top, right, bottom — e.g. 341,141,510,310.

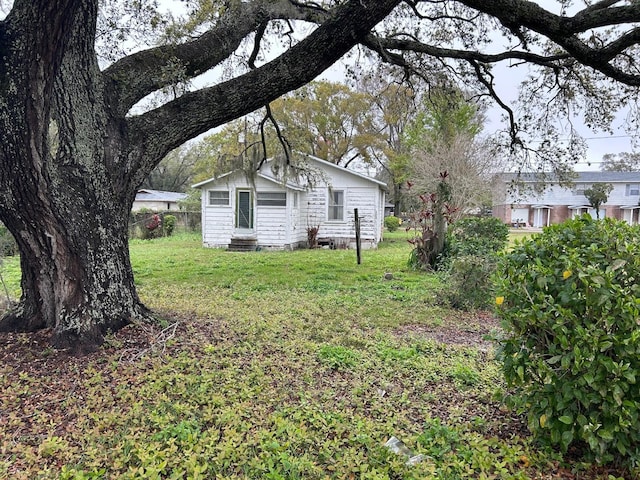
258,103,292,169
125,0,402,175
364,34,570,68
599,27,640,62
568,3,640,31
468,60,519,147
248,22,268,70
457,0,640,85
103,0,330,117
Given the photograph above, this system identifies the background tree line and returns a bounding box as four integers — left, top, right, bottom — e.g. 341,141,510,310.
150,77,504,219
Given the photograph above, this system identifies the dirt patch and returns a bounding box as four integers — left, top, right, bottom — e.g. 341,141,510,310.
393,311,501,350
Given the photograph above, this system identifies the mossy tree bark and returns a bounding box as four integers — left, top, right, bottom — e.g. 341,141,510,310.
0,0,152,351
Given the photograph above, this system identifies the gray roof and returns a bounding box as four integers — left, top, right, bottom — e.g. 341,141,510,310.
135,189,188,202
192,152,388,190
502,171,640,183
573,172,640,182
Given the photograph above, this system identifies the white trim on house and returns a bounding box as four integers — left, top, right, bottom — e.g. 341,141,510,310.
193,171,306,191
300,155,389,189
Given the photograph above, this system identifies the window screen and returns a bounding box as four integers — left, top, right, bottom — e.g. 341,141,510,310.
257,192,286,207
328,189,344,221
209,190,229,205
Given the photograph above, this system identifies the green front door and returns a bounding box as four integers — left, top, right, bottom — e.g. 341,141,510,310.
236,190,253,229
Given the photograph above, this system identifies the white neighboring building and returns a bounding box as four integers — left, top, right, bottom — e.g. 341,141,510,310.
493,172,640,227
132,189,187,212
193,154,387,250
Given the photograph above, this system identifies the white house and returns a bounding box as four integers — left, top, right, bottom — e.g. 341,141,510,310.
493,172,640,227
192,154,387,250
132,189,188,212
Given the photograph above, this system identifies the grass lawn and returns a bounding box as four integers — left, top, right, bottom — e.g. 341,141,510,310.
0,232,631,479
508,229,540,247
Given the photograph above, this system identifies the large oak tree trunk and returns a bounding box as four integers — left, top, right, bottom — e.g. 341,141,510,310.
0,209,150,351
0,0,152,352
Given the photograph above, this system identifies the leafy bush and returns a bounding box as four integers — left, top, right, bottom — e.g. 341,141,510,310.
317,344,360,371
442,217,508,310
445,255,496,310
495,215,640,465
447,216,509,258
0,223,17,256
384,215,401,232
163,214,177,236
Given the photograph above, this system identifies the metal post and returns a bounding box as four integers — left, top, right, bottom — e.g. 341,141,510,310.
354,208,361,265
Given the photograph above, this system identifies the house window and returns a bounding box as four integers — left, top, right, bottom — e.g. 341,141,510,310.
257,192,286,207
328,189,344,221
208,190,229,206
574,183,590,196
626,184,640,196
293,192,298,208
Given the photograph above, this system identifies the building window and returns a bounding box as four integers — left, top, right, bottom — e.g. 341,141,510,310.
208,190,229,206
328,189,344,221
626,184,640,196
257,192,286,207
293,192,298,208
574,183,590,196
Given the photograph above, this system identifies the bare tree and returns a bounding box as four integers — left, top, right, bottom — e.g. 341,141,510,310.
410,134,502,220
142,143,200,193
356,73,418,216
2,0,640,351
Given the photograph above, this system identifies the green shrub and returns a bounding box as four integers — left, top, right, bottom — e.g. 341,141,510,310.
384,215,401,232
494,215,640,465
317,344,360,371
0,223,17,256
447,216,509,257
444,255,496,311
163,214,177,236
441,217,507,310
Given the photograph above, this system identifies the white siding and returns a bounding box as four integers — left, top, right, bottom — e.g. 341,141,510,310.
509,182,638,207
255,205,288,246
132,200,182,212
196,155,386,249
201,188,234,247
307,177,384,248
249,182,287,248
199,172,298,248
